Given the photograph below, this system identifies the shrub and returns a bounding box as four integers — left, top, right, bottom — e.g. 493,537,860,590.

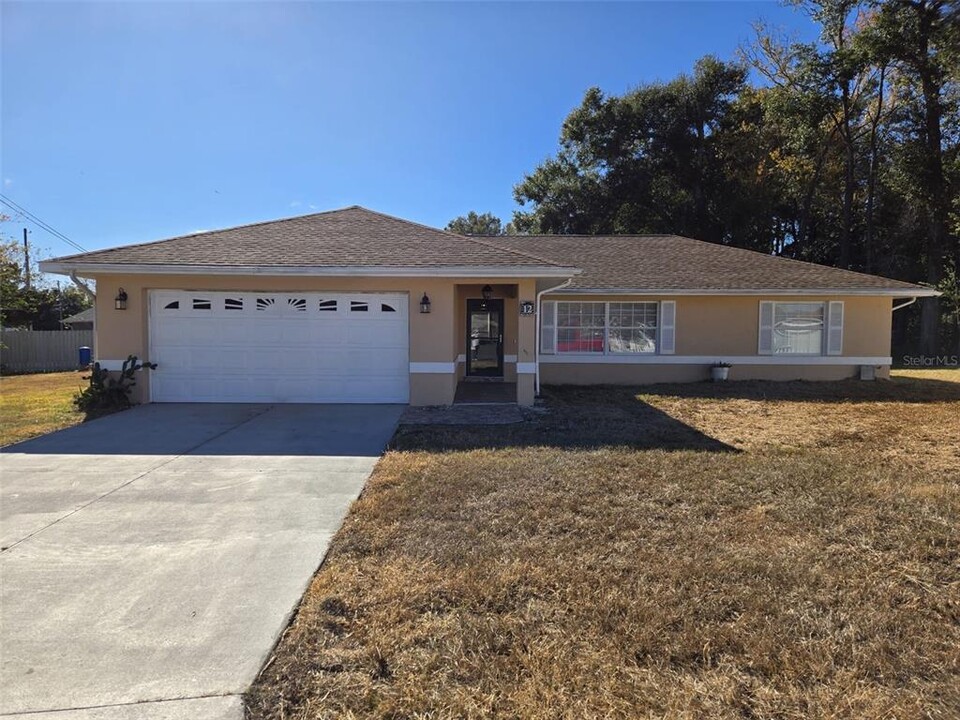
74,355,156,412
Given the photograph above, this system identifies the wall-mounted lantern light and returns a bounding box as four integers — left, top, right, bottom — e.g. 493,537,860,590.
482,284,493,300
419,292,431,314
115,288,128,311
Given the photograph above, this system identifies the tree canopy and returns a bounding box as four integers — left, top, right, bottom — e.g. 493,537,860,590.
1,237,93,330
510,0,958,355
446,211,507,236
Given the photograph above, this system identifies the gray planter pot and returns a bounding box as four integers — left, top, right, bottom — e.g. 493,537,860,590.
710,366,730,382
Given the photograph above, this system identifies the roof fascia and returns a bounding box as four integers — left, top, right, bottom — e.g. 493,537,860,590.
545,287,940,298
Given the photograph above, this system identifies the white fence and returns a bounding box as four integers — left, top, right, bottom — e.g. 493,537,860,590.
1,329,94,373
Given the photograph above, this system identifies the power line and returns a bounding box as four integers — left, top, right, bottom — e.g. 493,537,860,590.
0,193,87,253
0,193,88,253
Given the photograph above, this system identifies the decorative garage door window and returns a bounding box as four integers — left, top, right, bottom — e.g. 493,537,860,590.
154,292,403,318
148,291,410,403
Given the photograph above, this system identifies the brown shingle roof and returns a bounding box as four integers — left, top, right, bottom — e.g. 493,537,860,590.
45,207,933,294
47,207,570,272
489,234,932,294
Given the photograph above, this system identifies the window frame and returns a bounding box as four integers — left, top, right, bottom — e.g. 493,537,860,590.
555,301,607,354
769,301,827,356
606,301,660,355
548,301,662,356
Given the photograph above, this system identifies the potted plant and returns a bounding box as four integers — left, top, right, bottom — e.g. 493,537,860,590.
710,361,732,382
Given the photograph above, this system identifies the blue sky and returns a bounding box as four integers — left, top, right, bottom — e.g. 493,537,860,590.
2,1,818,259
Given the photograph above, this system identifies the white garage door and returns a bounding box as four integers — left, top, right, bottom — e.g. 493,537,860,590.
148,290,409,403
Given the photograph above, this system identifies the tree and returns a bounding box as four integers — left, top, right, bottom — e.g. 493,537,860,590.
862,0,959,354
0,240,31,326
743,2,895,269
446,211,506,236
0,238,92,330
511,57,771,247
508,5,958,354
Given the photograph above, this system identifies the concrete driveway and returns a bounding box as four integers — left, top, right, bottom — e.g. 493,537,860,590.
0,403,404,719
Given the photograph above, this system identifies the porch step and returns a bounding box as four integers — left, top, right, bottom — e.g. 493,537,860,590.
454,382,517,404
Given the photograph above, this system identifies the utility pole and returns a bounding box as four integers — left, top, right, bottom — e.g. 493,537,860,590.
23,227,31,290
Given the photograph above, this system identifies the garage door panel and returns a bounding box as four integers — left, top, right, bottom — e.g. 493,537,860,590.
152,322,190,346
343,349,408,373
345,322,402,346
213,322,257,345
149,291,409,403
152,347,191,368
313,349,353,371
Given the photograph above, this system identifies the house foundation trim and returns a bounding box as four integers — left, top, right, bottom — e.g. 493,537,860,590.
538,355,893,365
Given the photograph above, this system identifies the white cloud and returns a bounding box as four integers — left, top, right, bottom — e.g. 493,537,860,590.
3,178,12,187
288,200,301,208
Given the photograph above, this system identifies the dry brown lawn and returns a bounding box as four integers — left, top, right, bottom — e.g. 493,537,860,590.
0,371,88,446
246,370,960,720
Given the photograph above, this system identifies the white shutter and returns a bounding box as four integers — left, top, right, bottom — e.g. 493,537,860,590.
540,301,556,354
826,301,844,355
758,301,774,355
659,301,676,355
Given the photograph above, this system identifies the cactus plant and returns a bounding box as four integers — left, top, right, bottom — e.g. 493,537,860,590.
74,355,157,412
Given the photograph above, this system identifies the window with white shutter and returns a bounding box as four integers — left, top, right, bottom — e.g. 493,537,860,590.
540,301,556,354
826,301,844,355
539,301,670,355
758,301,775,355
659,301,676,355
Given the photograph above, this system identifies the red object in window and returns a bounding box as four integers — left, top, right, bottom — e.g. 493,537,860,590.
557,331,604,353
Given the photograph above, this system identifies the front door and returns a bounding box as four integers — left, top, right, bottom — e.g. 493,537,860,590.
466,299,503,377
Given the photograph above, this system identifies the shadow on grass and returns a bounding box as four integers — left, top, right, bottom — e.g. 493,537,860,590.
632,375,960,404
394,385,738,454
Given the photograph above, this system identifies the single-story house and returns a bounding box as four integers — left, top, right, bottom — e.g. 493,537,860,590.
40,206,936,406
61,307,95,330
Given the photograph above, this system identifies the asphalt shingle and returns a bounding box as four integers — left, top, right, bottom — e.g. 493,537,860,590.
489,235,928,293
48,207,931,293
49,207,567,270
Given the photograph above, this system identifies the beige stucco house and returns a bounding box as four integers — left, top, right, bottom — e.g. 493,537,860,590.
40,206,936,406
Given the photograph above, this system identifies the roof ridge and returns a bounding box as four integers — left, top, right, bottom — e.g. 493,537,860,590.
502,233,923,285
353,207,569,268
47,206,578,271
50,205,365,262
492,233,682,239
668,235,925,284
467,235,570,268
350,205,471,241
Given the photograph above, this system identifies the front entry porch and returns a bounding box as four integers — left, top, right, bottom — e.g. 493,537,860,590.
428,280,538,406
